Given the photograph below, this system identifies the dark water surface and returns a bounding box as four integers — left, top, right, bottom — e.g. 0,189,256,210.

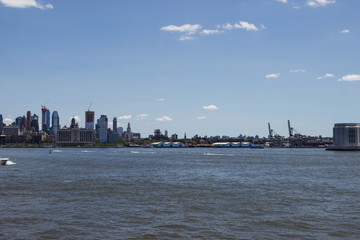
1,148,359,239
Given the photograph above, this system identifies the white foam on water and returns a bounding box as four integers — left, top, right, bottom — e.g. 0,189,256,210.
81,150,95,153
53,150,63,153
5,160,16,165
63,180,72,183
204,153,235,156
131,151,140,154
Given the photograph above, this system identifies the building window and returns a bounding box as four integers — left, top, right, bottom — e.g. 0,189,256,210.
349,128,356,144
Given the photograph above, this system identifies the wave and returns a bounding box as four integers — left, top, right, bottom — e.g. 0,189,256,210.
131,151,140,154
63,180,72,183
53,150,63,153
203,153,235,156
81,150,95,153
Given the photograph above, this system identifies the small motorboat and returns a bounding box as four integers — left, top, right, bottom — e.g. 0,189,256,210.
0,157,9,165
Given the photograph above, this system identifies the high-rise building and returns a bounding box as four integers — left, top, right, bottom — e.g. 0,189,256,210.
0,114,3,133
113,117,117,131
164,130,168,138
26,111,31,131
85,110,95,130
41,106,47,131
45,109,50,130
99,115,108,144
154,129,161,137
117,127,123,135
52,111,60,138
21,116,26,130
31,114,39,132
15,116,23,129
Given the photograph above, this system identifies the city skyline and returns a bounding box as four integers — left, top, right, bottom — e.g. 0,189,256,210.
1,0,360,137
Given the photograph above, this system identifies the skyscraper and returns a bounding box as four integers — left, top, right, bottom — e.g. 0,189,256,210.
41,106,48,131
99,115,108,144
52,111,60,138
31,114,39,132
15,116,23,129
113,117,117,131
0,114,3,133
26,111,31,131
85,110,95,129
45,109,50,130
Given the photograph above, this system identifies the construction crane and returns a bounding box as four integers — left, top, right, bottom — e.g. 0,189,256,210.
88,102,92,111
268,123,273,139
288,120,293,137
41,100,49,108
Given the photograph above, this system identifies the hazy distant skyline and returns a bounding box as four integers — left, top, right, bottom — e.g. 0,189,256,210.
1,0,359,137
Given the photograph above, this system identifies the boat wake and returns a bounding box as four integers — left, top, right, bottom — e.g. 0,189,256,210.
203,153,235,156
53,150,63,153
5,160,16,165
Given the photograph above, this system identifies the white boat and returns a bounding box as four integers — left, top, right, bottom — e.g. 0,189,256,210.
0,157,9,165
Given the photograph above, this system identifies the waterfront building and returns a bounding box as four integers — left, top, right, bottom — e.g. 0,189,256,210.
132,133,141,139
327,123,360,150
108,130,119,144
164,130,168,138
52,111,60,138
26,111,31,131
113,117,117,131
171,133,178,141
85,110,95,130
57,117,95,145
3,126,20,136
152,142,185,148
99,115,108,144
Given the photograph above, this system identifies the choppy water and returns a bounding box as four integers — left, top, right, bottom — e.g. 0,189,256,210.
1,148,359,239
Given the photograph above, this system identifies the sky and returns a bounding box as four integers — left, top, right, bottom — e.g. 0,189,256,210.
0,0,360,138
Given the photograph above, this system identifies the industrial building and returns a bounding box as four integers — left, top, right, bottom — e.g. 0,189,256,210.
327,123,360,150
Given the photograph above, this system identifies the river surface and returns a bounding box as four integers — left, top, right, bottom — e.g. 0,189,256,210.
1,148,359,239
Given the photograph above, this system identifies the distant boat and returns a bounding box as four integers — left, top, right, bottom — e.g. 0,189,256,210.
0,157,9,165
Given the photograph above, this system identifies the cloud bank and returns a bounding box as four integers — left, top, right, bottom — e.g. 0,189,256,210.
338,74,360,82
0,0,53,9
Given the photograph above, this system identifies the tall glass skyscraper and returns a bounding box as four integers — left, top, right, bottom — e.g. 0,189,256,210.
0,114,3,133
45,109,50,130
52,111,60,138
99,115,108,144
113,117,117,131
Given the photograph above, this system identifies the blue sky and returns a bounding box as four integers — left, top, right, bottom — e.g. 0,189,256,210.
1,0,359,138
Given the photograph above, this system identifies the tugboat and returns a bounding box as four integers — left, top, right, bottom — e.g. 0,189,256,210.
0,157,9,165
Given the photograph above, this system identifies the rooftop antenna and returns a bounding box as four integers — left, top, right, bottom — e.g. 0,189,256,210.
88,102,92,111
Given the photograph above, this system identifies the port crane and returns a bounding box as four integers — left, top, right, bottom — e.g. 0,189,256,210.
268,123,273,139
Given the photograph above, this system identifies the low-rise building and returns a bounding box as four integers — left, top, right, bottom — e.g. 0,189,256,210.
57,117,95,145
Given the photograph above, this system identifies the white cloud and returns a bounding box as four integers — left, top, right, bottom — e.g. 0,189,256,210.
70,116,81,122
136,114,149,120
118,115,132,120
179,35,195,41
317,73,334,80
307,0,336,7
341,29,350,34
276,0,287,3
197,116,207,120
0,0,53,9
201,29,221,35
203,105,219,110
155,116,172,122
156,98,165,102
228,21,259,31
338,74,360,82
265,73,280,78
290,69,306,73
161,24,202,35
4,117,13,125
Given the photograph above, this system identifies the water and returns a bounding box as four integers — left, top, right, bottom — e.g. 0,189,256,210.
1,148,359,239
